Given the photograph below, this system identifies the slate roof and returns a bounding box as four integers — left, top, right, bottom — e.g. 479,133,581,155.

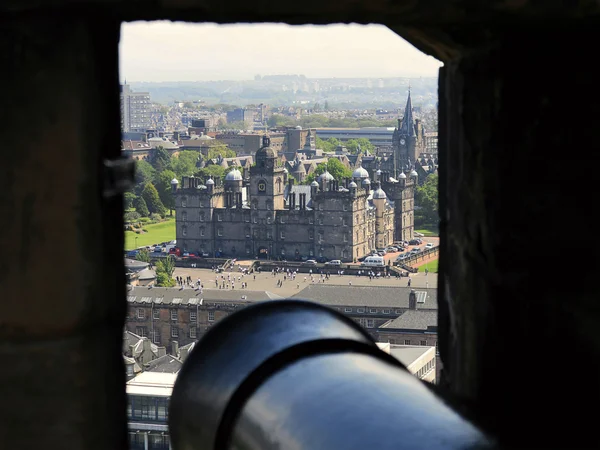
137,268,156,280
291,285,437,309
123,331,161,356
283,184,313,208
379,310,438,331
128,286,284,305
125,258,148,272
144,354,183,374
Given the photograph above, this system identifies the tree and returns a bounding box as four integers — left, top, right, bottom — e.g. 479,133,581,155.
133,196,149,217
124,191,137,210
267,114,296,128
207,145,235,160
325,158,353,180
196,165,227,181
319,137,342,153
156,271,176,287
155,256,176,287
354,138,376,154
324,100,329,111
134,160,155,194
183,101,194,109
171,150,200,179
304,159,351,184
136,249,151,263
149,146,172,173
345,138,375,155
141,183,167,217
156,170,177,216
415,174,439,225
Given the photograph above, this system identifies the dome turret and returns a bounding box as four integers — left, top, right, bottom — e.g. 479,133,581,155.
372,187,387,199
310,180,319,187
398,172,407,179
349,181,358,188
352,165,369,179
205,177,215,185
225,168,243,181
410,169,418,177
317,170,334,182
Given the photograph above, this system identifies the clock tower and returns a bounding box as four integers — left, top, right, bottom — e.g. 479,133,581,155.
250,135,286,210
393,89,417,176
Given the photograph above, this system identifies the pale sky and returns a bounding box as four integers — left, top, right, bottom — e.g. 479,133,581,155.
119,22,442,82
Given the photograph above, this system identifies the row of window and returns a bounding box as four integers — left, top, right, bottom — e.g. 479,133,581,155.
345,307,401,314
127,395,169,422
388,339,434,347
136,308,214,322
128,433,170,450
135,325,199,342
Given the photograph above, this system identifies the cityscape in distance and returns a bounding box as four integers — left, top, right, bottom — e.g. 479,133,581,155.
121,22,441,450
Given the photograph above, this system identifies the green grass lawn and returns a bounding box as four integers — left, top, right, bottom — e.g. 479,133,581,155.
418,258,439,273
415,226,439,237
125,219,176,250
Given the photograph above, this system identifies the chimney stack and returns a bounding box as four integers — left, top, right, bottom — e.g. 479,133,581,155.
172,340,179,357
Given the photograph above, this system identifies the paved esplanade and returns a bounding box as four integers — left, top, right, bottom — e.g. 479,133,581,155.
173,266,437,298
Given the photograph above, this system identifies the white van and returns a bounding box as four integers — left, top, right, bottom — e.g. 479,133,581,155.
360,255,385,267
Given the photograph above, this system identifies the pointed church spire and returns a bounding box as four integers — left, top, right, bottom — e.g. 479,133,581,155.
399,89,415,137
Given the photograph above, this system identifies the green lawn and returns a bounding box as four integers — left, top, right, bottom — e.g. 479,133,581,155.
415,226,439,237
418,258,439,273
125,219,176,250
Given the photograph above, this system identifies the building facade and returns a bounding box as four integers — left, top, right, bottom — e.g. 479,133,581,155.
127,372,175,450
172,135,415,262
126,285,438,353
121,84,152,132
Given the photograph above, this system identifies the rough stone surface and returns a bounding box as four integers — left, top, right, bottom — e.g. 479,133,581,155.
438,28,600,447
0,15,127,450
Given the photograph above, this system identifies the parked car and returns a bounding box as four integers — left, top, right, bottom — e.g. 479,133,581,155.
385,247,397,253
126,250,140,258
425,243,434,249
376,248,387,255
304,259,317,266
360,255,385,267
408,239,420,245
316,256,328,263
396,254,408,261
325,260,342,266
411,247,421,253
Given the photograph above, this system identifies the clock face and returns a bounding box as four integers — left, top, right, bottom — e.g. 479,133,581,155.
400,138,406,145
258,182,266,192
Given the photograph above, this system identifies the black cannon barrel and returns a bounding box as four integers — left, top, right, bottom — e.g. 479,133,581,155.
169,300,493,450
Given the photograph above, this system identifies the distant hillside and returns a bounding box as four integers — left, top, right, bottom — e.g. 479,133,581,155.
129,77,438,109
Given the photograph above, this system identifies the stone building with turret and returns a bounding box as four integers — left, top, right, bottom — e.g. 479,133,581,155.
172,135,417,262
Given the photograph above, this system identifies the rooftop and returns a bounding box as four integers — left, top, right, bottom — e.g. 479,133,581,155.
144,354,183,374
389,345,435,368
380,310,438,331
291,285,438,309
128,286,284,305
126,372,177,397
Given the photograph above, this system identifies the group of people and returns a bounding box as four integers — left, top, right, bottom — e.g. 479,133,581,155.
213,271,250,290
